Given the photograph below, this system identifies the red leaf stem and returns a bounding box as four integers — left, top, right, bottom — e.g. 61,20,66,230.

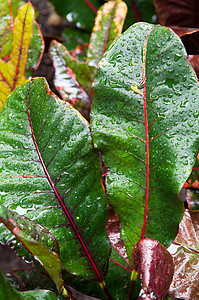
83,0,98,14
109,258,131,273
141,27,154,240
130,0,142,22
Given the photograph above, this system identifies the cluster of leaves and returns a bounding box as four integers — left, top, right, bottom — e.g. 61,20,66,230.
0,0,199,299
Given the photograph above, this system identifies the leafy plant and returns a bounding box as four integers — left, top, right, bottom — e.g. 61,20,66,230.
0,1,199,300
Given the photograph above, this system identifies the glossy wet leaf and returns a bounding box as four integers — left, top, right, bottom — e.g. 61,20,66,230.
0,267,23,300
154,0,199,27
87,0,127,68
134,238,174,300
0,267,57,300
62,248,131,300
0,78,111,285
90,22,199,263
0,1,44,79
6,268,57,293
0,203,63,293
169,210,199,300
20,290,57,300
49,40,94,120
0,2,33,109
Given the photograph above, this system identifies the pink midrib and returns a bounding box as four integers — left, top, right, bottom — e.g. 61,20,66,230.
26,81,103,282
141,27,154,240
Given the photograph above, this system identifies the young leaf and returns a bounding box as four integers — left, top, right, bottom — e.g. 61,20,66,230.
168,210,199,299
0,0,44,78
0,203,64,293
87,0,127,68
134,238,174,300
0,2,41,110
0,78,111,290
90,22,199,263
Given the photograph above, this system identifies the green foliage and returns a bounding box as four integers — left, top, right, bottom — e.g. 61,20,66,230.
0,1,199,299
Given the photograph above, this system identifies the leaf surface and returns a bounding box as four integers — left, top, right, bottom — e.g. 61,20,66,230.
87,0,127,68
0,203,63,293
134,238,174,300
168,210,199,300
50,1,126,119
0,0,13,59
0,77,111,284
0,2,44,110
0,1,44,79
90,22,199,263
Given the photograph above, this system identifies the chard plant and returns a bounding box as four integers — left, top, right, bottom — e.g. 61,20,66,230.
0,1,199,300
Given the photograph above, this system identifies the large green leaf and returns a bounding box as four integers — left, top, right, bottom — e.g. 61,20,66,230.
0,78,111,288
90,22,199,263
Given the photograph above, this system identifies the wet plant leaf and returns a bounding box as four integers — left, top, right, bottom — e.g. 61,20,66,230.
6,268,56,293
87,0,127,68
0,2,32,108
134,238,174,300
50,1,126,120
0,77,111,291
62,248,131,300
0,203,64,293
90,22,199,263
0,267,57,300
0,2,44,110
49,40,94,120
169,210,199,300
0,0,13,59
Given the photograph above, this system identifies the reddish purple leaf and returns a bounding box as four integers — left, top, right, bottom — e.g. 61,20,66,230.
134,238,174,300
154,0,199,27
106,207,129,265
169,210,199,299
